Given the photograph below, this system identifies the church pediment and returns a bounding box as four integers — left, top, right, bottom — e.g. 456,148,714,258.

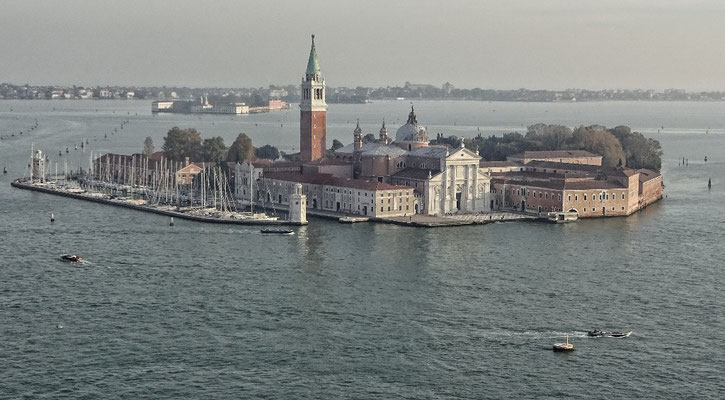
446,146,480,161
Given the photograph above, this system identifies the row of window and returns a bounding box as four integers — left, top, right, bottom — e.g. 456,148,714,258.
567,192,625,202
380,205,410,213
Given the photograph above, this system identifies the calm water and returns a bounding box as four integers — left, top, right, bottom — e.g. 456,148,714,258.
1,100,723,399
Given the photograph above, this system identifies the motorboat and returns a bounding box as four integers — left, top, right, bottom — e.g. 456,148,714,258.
587,330,632,338
60,254,84,263
260,228,294,235
553,335,574,352
547,211,579,223
338,216,369,223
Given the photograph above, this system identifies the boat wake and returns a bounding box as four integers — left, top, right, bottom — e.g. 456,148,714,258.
485,330,589,339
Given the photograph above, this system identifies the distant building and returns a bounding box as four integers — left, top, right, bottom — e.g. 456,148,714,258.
152,101,175,112
267,99,288,110
268,88,288,98
153,95,249,114
176,157,202,185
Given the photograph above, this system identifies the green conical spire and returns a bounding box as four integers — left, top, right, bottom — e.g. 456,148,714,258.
306,34,321,75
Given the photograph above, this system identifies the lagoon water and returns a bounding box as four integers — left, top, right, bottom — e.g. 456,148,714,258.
0,100,723,398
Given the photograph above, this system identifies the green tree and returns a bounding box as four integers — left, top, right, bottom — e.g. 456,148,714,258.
526,124,573,150
202,136,226,163
572,125,626,168
608,126,663,170
255,144,280,160
250,93,266,107
143,136,154,157
162,127,202,161
227,133,255,163
330,139,344,151
362,133,376,144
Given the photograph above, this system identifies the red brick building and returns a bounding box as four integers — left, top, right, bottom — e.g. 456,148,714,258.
490,162,663,217
299,35,327,162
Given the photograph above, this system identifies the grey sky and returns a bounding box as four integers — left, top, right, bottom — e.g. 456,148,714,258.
2,0,724,90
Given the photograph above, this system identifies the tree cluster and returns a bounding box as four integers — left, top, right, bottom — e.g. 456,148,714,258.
442,123,662,171
159,127,280,164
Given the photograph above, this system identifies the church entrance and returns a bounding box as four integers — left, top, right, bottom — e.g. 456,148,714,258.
456,192,462,210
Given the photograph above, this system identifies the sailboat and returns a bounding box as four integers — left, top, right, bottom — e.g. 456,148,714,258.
553,335,574,352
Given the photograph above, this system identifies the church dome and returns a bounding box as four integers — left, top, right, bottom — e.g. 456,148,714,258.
395,106,428,143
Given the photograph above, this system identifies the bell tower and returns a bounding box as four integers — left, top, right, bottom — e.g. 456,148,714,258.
300,34,327,162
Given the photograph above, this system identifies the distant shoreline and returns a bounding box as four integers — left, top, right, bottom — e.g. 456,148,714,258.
2,98,725,103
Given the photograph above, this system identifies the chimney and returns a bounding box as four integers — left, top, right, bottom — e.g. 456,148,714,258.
185,156,190,167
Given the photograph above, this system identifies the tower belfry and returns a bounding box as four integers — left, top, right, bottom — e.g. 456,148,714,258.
300,34,327,162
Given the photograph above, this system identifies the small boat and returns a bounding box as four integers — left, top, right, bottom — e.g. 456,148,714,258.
587,330,632,338
60,254,84,263
553,335,574,352
547,211,578,223
338,216,369,223
260,228,294,235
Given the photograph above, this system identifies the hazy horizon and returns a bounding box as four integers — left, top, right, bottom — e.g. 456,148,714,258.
2,0,725,91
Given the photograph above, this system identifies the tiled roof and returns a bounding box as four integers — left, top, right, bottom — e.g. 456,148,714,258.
362,145,408,157
524,160,637,178
479,161,522,167
491,177,566,190
525,160,603,173
334,143,408,157
391,167,441,180
407,145,448,158
509,150,600,159
264,171,412,191
303,157,352,166
564,180,626,190
491,176,625,191
637,169,662,182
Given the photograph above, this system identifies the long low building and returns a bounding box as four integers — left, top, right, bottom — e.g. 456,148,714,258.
235,162,416,218
490,162,663,217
